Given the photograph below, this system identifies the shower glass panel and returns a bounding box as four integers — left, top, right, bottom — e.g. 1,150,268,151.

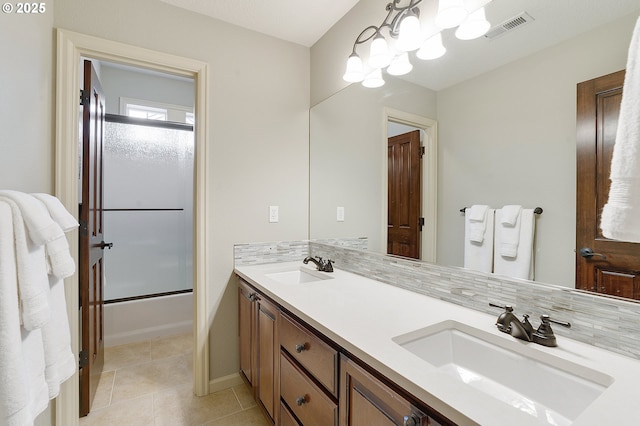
103,117,193,301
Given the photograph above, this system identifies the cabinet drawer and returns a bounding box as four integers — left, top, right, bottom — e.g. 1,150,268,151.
280,313,339,396
280,401,300,426
280,351,338,426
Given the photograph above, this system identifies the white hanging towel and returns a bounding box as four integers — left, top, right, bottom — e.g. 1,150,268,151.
0,201,49,426
601,17,640,242
0,197,51,330
498,205,522,257
464,207,494,273
494,208,535,280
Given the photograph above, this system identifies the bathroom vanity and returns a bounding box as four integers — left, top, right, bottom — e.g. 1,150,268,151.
235,261,640,425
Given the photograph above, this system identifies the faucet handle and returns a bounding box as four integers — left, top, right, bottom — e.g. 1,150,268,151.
542,314,571,328
489,302,514,312
532,315,571,347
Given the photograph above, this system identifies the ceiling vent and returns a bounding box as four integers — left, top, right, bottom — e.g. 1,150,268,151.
484,12,535,40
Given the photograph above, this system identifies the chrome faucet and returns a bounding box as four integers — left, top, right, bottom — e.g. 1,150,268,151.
303,256,334,272
489,303,571,347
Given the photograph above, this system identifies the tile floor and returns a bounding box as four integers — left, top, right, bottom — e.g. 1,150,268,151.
80,333,269,426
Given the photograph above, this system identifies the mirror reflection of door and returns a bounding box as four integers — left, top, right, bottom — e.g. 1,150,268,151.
576,69,640,299
387,129,422,259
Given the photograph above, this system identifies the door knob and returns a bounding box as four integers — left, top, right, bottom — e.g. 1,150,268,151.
99,241,114,250
579,247,606,259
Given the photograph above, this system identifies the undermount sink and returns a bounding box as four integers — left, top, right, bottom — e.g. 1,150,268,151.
265,267,333,285
393,321,612,426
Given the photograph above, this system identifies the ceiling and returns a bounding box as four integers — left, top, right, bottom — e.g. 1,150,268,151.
159,0,360,47
160,0,640,90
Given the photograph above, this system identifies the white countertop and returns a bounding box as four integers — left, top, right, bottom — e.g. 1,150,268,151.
235,262,640,426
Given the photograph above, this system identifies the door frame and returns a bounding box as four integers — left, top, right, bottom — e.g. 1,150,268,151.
383,108,438,263
55,28,209,425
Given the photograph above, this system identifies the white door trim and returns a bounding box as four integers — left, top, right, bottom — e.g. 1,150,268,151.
383,108,438,263
55,28,210,425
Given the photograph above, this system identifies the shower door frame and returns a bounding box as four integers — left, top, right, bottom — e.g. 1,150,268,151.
55,28,210,425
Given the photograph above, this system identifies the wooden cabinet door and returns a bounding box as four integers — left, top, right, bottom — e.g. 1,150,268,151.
238,281,256,387
340,355,428,426
257,295,279,423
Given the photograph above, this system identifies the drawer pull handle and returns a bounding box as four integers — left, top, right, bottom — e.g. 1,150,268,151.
296,396,307,406
295,343,307,353
403,414,419,426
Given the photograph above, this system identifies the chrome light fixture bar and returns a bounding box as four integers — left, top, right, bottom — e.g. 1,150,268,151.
343,0,493,88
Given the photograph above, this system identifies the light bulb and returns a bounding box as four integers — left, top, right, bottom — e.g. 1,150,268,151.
362,68,385,88
396,12,423,52
455,7,490,40
343,53,365,83
417,32,446,60
369,34,391,68
387,52,413,76
435,0,468,29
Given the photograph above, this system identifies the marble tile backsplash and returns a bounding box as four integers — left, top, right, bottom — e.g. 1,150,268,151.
234,239,640,360
309,242,640,361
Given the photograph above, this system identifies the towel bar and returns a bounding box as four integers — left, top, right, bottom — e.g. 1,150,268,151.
460,206,543,214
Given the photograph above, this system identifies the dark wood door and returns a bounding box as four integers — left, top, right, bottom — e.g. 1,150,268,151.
79,59,106,416
257,296,279,423
388,130,421,259
576,70,640,299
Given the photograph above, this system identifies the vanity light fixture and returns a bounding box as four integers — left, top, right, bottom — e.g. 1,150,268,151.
343,0,493,87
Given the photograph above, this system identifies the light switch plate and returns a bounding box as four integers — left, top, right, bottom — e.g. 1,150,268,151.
337,206,345,222
269,205,279,223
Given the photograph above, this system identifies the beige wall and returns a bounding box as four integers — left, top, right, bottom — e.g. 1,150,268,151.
436,11,636,285
311,0,389,105
0,0,54,193
1,0,309,399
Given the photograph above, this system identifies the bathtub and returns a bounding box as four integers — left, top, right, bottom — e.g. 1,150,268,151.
103,292,193,347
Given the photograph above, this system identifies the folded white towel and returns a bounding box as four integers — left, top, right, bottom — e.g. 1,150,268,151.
464,208,495,273
0,197,51,330
494,209,536,280
0,190,62,246
31,193,78,232
467,205,489,243
500,205,522,226
601,17,640,243
497,206,522,257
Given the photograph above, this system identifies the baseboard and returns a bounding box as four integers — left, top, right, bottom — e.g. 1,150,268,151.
209,372,244,393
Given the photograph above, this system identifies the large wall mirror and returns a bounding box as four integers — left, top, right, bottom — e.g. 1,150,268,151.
310,3,640,298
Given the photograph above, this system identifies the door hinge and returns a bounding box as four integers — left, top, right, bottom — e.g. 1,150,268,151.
79,350,89,368
80,89,90,106
79,219,88,236
419,217,425,231
420,146,425,158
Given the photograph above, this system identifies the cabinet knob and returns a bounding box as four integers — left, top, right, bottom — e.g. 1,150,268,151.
403,414,419,426
295,396,306,406
295,343,307,353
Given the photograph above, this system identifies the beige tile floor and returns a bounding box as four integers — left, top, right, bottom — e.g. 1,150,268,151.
80,333,268,426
